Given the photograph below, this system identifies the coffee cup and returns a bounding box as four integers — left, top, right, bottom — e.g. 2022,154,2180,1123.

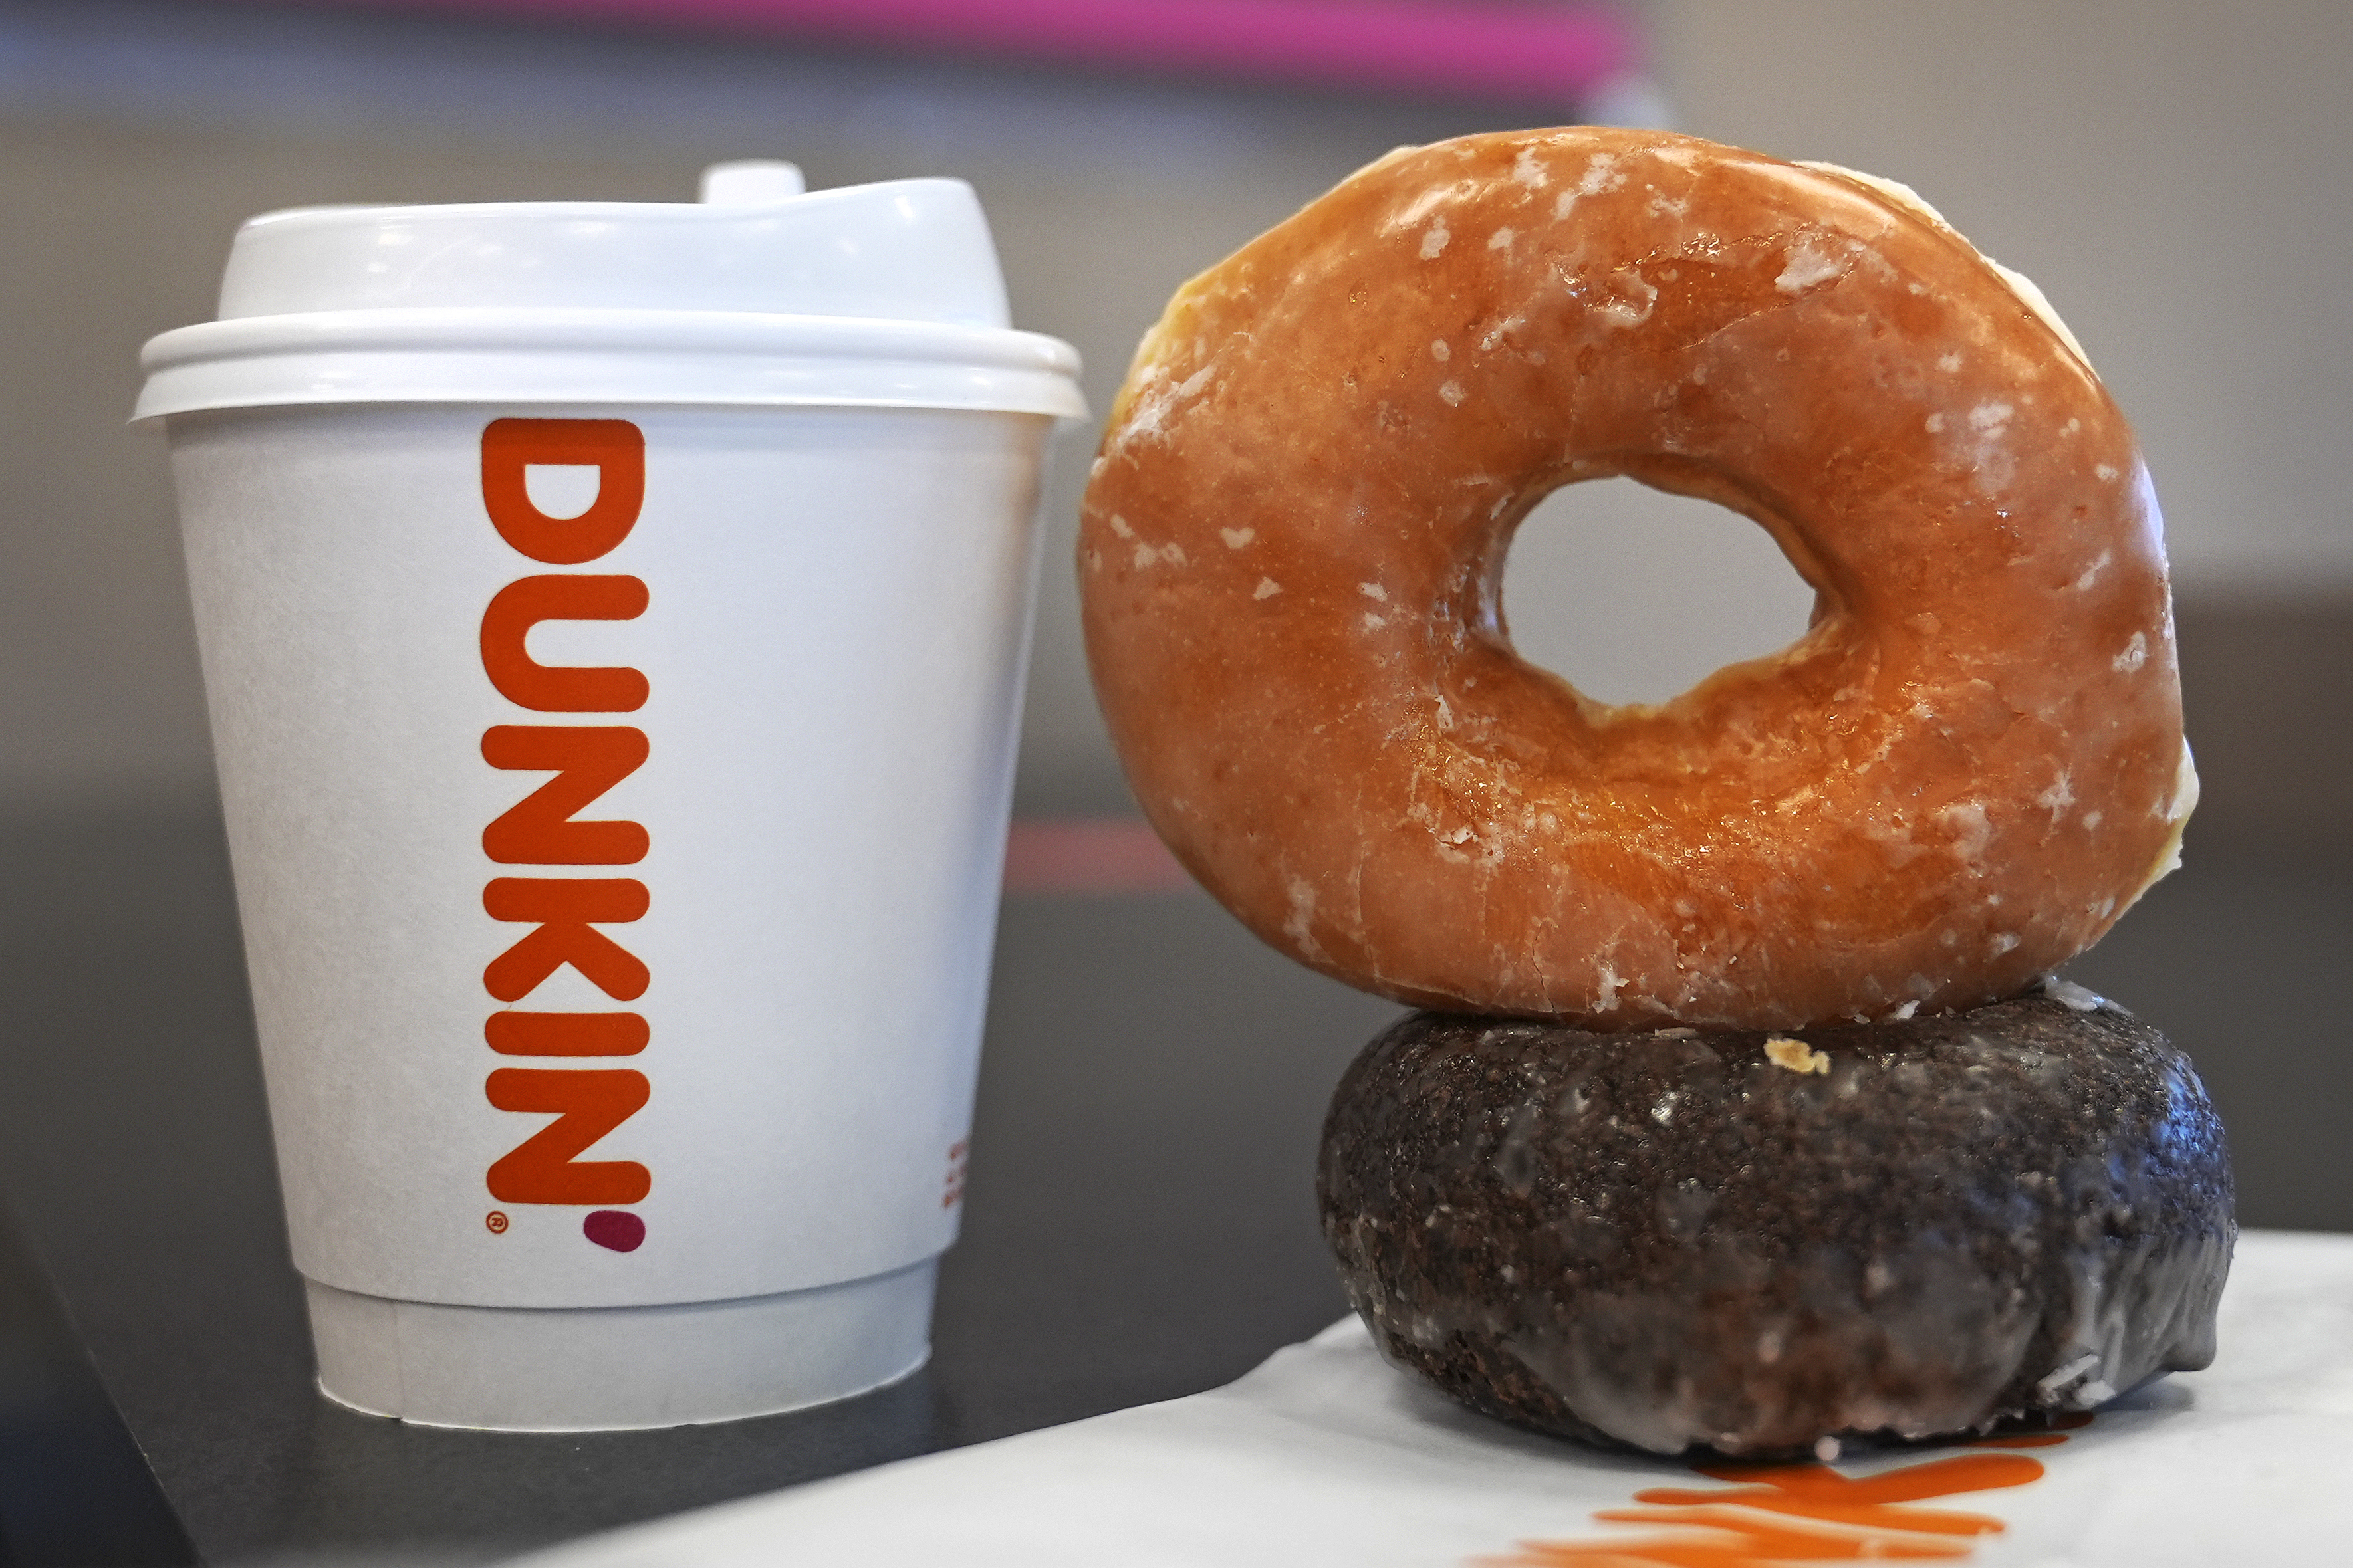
135,161,1084,1430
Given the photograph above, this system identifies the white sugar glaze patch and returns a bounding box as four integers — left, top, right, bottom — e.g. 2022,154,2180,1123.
1282,873,1324,958
2036,772,2076,823
2166,744,2199,821
1106,362,1217,451
1382,180,1459,234
1938,800,1993,863
1592,276,1657,329
1990,259,2094,370
1548,151,1625,221
1799,160,1956,231
1802,158,2096,373
1775,241,1845,294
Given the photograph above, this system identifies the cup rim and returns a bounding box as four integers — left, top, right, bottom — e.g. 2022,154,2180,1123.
134,308,1088,423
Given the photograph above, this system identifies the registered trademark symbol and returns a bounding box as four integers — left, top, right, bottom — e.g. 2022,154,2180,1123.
485,1210,510,1234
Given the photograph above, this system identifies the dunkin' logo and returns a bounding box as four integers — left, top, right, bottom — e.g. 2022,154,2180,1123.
477,418,651,1254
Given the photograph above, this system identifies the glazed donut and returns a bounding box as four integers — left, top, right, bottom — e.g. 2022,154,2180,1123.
1080,128,2194,1031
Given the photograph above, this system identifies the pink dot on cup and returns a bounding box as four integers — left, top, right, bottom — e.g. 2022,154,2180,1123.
584,1210,645,1252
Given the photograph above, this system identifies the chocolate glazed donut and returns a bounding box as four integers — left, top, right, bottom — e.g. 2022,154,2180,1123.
1316,993,2234,1456
1080,128,2193,1030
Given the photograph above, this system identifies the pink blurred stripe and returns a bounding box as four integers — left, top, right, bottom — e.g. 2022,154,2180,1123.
318,0,1640,100
1003,816,1196,895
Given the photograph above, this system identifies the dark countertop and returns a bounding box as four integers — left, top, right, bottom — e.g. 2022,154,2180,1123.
0,802,2346,1563
0,803,1396,1563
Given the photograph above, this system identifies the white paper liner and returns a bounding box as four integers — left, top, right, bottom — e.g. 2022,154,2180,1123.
515,1229,2353,1567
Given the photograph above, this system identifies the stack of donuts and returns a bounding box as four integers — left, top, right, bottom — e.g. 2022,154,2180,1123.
1079,128,2233,1456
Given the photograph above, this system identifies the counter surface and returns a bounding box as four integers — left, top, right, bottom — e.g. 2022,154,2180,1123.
0,805,2344,1563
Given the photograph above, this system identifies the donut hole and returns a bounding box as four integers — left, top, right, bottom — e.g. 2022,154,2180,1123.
1501,477,1820,707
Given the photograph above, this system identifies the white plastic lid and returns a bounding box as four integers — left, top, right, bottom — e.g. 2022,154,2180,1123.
136,162,1084,421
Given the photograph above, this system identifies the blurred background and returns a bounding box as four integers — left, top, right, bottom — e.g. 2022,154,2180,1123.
7,0,2350,822
0,1,2348,1557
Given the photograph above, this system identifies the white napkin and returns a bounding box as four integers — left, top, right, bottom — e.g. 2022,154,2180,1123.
522,1230,2353,1567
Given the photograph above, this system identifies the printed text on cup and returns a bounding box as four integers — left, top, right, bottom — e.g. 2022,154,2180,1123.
479,418,650,1255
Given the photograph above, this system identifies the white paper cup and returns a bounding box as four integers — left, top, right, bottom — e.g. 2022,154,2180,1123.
137,168,1084,1430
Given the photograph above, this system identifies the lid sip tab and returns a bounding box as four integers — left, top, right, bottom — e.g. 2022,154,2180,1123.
697,160,808,204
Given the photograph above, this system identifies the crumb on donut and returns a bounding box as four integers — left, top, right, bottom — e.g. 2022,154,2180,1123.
1765,1037,1830,1075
